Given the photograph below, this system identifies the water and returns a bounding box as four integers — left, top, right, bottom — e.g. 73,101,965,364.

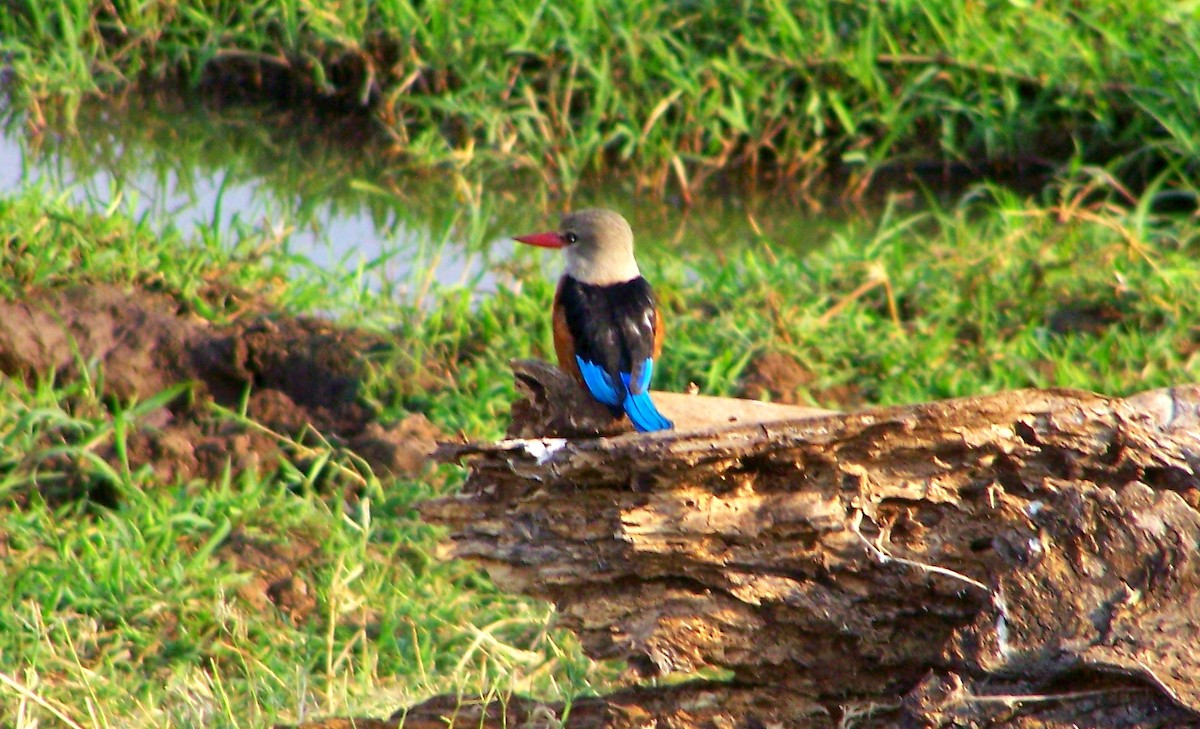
0,98,836,306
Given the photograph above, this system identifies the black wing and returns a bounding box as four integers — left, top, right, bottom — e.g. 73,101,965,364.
558,275,658,396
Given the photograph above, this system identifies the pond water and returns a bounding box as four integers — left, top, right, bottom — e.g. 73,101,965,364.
0,99,839,306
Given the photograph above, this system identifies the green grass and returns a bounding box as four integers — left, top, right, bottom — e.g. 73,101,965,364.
0,184,334,317
3,0,1199,194
1,436,598,725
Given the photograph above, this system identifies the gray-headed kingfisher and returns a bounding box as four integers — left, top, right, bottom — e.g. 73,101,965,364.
513,208,674,433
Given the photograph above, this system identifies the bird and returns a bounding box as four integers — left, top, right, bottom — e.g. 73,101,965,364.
513,208,674,433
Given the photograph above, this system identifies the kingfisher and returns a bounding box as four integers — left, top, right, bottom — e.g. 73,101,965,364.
513,209,674,433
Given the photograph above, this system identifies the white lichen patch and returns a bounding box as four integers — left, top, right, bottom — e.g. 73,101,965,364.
520,437,568,465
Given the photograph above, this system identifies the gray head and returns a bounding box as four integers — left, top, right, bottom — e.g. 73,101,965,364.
513,208,641,286
561,209,640,285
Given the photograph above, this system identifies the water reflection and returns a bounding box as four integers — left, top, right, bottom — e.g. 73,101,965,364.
0,98,836,306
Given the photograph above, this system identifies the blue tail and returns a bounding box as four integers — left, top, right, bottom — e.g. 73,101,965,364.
620,359,673,432
577,355,674,432
623,390,673,432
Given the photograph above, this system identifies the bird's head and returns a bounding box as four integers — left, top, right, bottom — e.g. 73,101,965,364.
514,208,640,286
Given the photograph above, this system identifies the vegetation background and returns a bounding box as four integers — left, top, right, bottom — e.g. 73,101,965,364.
0,0,1197,726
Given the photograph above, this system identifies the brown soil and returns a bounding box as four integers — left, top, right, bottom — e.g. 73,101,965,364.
738,349,863,409
219,527,323,625
1046,297,1129,335
0,283,440,504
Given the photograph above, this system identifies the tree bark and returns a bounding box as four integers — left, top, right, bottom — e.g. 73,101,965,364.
292,360,1200,728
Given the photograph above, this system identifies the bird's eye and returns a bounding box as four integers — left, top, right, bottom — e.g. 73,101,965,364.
564,232,578,245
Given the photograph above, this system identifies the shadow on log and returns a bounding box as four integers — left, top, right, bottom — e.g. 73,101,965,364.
291,360,1200,728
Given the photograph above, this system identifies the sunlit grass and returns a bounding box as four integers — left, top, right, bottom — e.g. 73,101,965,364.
0,434,601,726
3,0,1198,194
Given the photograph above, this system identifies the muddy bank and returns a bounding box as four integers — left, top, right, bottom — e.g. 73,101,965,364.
0,283,439,503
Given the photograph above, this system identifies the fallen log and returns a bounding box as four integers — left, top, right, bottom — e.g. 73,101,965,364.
294,360,1200,728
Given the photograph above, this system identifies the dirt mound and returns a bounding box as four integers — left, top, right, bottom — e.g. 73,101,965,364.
0,284,438,503
219,527,322,625
738,349,863,409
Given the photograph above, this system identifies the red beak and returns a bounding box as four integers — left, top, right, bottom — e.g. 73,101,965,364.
513,231,565,249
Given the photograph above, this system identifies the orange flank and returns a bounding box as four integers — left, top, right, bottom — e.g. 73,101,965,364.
551,281,582,382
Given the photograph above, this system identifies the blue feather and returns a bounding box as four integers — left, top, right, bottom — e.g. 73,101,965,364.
576,356,673,432
575,356,620,407
623,390,674,432
628,358,654,394
620,359,673,432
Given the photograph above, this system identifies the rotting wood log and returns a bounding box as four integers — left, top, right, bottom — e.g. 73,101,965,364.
288,360,1200,729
